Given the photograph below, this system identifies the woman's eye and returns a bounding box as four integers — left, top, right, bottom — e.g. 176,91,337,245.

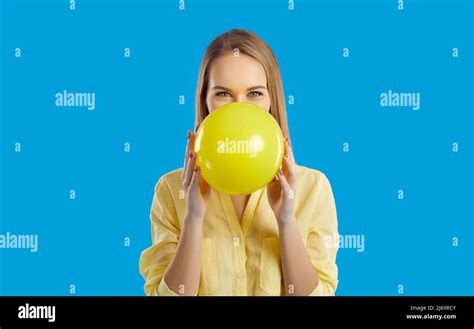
216,92,231,97
248,91,263,97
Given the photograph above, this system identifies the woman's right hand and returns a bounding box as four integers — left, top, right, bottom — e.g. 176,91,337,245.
181,130,211,221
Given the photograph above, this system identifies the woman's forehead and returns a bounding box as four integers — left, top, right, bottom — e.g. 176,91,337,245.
208,53,267,89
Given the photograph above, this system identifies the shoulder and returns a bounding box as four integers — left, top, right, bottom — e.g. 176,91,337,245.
154,168,184,195
295,164,332,192
294,165,337,216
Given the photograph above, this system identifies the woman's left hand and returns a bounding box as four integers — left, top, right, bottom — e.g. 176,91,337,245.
267,136,297,223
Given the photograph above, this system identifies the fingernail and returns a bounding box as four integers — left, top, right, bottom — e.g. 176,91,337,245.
194,167,198,172
189,152,194,158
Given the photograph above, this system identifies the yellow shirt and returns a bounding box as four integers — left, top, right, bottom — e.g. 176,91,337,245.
139,164,339,296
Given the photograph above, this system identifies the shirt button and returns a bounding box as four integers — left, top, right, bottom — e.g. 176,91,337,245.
233,237,240,246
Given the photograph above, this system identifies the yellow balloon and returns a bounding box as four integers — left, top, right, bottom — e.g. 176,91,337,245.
194,102,284,195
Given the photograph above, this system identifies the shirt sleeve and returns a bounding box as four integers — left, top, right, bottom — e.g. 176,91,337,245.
306,172,339,296
139,176,181,296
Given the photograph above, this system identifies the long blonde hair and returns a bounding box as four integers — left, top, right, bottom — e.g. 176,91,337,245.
194,29,291,142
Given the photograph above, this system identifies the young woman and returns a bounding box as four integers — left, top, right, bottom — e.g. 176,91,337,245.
139,29,339,296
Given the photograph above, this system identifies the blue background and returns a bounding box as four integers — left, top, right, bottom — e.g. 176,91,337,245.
1,0,472,296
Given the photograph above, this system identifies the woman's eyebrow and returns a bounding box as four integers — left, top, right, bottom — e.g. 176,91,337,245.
211,85,233,92
211,85,267,92
246,85,267,91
